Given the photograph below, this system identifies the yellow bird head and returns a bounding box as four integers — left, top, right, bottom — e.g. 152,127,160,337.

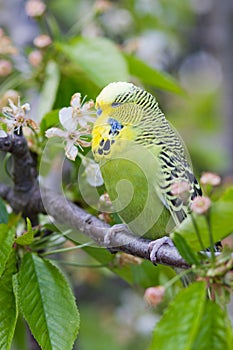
92,82,141,161
95,81,135,113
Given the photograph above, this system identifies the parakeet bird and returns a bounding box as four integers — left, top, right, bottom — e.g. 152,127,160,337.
92,82,201,240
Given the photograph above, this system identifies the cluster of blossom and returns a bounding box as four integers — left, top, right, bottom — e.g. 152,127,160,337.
24,0,52,67
0,91,103,187
0,28,18,77
45,92,104,187
0,1,52,79
0,97,37,135
46,93,95,160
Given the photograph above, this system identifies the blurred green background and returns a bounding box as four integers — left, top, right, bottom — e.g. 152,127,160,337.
1,0,232,349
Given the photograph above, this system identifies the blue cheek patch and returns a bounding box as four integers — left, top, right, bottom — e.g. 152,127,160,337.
96,108,102,116
108,118,123,136
97,118,123,156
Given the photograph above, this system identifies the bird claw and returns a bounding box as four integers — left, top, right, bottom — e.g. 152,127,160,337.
104,223,130,246
149,236,174,264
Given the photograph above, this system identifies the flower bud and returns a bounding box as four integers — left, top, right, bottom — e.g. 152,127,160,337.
28,50,43,66
0,59,12,76
144,286,165,306
171,181,190,202
94,0,112,14
200,172,221,186
25,0,46,17
190,196,211,215
33,34,52,48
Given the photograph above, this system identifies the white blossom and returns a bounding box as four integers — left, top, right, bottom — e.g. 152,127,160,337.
81,157,104,187
45,126,90,161
59,107,78,132
58,92,95,130
46,92,95,161
1,97,37,134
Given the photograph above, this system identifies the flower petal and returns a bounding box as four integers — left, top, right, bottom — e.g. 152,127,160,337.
0,129,8,138
76,114,96,129
45,127,67,138
22,103,31,111
65,140,78,161
84,160,104,187
59,107,78,132
70,93,81,109
81,100,94,111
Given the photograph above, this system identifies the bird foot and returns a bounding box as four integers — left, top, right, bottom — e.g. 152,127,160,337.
104,223,131,247
149,236,174,264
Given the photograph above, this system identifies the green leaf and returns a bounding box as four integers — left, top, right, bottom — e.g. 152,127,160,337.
130,260,161,288
18,253,80,350
40,109,59,136
192,299,233,350
172,200,233,251
130,260,176,289
15,218,37,246
0,251,18,350
0,198,8,224
220,186,233,201
0,224,15,277
11,314,27,350
56,36,129,87
173,232,200,265
149,282,206,350
11,274,28,350
38,61,60,120
125,54,184,95
83,246,176,288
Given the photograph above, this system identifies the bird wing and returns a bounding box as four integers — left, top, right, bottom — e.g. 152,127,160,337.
154,145,202,225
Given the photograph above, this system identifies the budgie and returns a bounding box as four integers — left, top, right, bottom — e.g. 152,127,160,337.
92,82,201,240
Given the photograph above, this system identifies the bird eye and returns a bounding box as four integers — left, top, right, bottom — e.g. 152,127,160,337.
96,108,102,116
111,102,121,108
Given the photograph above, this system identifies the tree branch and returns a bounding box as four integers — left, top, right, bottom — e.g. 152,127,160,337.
0,133,189,269
0,133,45,225
41,188,189,268
0,183,11,199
